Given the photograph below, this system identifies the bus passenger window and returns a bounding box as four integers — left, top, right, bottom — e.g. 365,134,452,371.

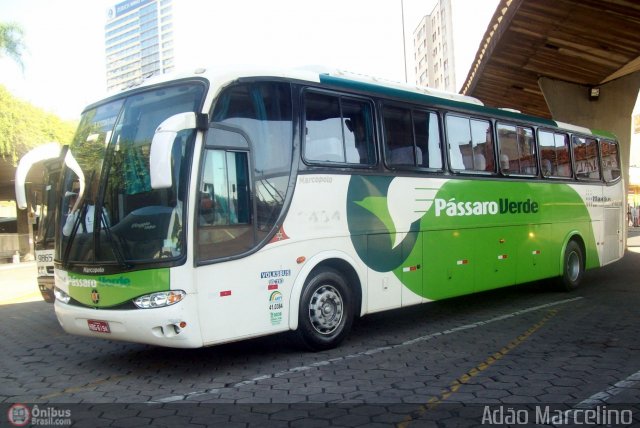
303,91,375,166
572,136,601,180
384,106,417,166
446,115,494,173
382,106,442,170
420,111,443,169
342,99,375,164
538,130,572,178
554,133,572,177
497,123,537,175
538,130,555,177
600,140,621,182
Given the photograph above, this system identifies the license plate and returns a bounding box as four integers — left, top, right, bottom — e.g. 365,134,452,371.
87,319,111,333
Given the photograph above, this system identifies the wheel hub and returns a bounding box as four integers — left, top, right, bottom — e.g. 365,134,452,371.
309,284,343,335
567,251,580,282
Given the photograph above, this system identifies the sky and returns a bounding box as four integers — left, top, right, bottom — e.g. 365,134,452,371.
0,0,498,121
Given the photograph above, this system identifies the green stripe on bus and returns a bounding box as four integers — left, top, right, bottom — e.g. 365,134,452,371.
319,74,557,127
590,128,618,140
67,268,170,307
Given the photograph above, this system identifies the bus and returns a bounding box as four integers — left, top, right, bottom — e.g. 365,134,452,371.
47,67,625,350
16,144,84,302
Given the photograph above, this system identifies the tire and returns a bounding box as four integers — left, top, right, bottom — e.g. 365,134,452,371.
559,240,584,291
295,267,354,351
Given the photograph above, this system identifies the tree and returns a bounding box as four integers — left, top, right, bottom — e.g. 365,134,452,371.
0,85,77,164
0,22,25,70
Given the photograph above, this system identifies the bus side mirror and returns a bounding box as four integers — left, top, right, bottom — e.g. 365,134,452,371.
63,149,85,213
150,112,208,189
15,142,62,210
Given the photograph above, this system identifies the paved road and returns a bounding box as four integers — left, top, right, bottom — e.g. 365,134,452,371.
0,248,639,427
0,262,40,305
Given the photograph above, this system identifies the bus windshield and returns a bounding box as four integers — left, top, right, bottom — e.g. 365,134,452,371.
58,82,205,267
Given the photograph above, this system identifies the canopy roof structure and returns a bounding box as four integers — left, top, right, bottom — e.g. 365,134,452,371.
461,0,640,118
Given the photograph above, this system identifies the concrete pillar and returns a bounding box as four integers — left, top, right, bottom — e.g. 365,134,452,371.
539,72,640,190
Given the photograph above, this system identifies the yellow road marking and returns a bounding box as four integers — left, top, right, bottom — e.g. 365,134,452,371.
40,374,129,400
398,309,559,427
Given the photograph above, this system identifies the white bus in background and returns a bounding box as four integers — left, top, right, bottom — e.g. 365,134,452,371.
15,144,83,302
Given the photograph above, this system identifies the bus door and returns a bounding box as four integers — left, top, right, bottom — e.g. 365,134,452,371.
601,139,624,264
603,200,623,264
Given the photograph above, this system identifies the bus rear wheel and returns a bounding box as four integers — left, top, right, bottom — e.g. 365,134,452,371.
559,240,584,291
296,267,354,351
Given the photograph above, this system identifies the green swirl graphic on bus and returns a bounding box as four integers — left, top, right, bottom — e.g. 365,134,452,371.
346,174,598,296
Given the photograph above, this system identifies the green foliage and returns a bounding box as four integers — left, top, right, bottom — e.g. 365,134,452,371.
0,22,25,70
0,84,77,164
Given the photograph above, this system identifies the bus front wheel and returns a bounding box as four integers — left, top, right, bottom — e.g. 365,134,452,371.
559,240,584,291
295,267,354,351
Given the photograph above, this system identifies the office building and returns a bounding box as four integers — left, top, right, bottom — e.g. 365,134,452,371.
105,0,175,92
413,0,456,92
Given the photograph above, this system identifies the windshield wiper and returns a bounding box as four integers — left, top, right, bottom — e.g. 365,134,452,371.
61,201,88,269
97,210,131,269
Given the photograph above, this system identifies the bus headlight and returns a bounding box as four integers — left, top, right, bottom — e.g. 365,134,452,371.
133,290,186,309
54,287,71,304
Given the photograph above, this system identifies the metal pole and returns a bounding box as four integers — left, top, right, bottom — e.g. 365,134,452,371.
401,0,408,83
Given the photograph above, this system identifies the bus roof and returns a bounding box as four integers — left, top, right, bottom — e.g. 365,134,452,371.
95,66,616,140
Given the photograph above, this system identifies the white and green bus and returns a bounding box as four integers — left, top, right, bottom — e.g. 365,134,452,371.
49,67,625,350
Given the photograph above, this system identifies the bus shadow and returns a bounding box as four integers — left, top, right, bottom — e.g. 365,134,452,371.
74,278,576,376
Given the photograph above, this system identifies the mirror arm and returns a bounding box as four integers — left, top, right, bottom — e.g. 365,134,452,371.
14,142,63,210
63,148,86,212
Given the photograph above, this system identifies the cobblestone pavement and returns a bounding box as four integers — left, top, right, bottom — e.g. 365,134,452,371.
0,250,639,427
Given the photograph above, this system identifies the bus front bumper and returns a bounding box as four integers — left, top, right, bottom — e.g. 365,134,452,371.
37,276,55,303
54,296,203,348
